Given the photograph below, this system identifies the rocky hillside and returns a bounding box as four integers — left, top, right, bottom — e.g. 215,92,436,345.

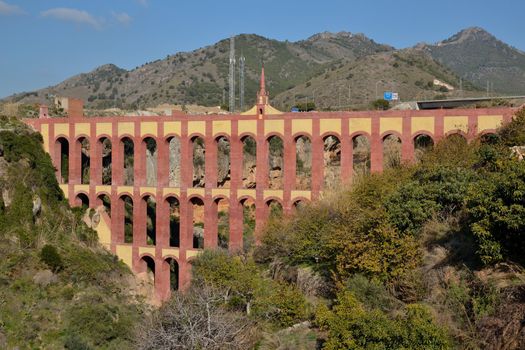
0,117,145,349
417,27,525,95
4,27,525,112
4,32,390,111
274,49,478,110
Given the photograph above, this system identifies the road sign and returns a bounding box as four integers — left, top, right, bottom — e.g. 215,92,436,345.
383,91,393,101
392,92,399,101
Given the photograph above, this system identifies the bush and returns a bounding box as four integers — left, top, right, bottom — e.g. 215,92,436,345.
40,244,63,272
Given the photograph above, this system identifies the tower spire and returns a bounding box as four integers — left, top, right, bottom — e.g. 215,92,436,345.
259,64,266,95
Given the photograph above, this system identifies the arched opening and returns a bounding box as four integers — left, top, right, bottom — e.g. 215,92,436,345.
266,199,283,220
192,136,205,188
56,137,69,184
191,197,205,249
78,137,90,184
242,136,257,189
166,197,180,247
167,136,181,187
165,258,179,291
99,137,112,185
143,195,156,245
215,198,230,249
140,255,155,285
383,134,402,169
75,193,89,209
446,133,467,145
481,133,500,145
295,135,312,190
216,136,231,188
267,136,283,189
144,137,157,187
122,137,134,186
323,135,341,189
293,199,307,211
120,195,133,243
96,194,111,218
414,134,434,162
352,135,371,179
240,198,256,251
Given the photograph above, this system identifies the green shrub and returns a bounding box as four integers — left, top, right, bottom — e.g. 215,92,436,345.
40,244,63,272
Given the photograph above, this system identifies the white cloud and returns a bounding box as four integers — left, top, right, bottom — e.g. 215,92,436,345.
0,1,24,15
113,12,132,25
41,8,102,29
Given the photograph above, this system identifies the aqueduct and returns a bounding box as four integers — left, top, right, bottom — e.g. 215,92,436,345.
24,69,517,300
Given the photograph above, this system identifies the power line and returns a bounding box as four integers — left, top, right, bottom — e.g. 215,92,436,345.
239,55,245,112
228,36,236,113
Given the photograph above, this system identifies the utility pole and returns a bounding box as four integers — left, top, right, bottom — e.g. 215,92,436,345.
229,36,236,113
239,55,245,112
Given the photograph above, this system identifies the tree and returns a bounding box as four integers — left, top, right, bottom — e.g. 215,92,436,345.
371,99,390,110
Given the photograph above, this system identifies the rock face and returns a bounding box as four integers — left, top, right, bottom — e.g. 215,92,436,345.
169,137,181,187
146,147,157,186
295,136,312,190
192,141,205,188
217,137,230,187
33,270,58,287
323,136,341,189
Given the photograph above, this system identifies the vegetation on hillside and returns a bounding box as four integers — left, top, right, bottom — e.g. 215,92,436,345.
0,116,144,349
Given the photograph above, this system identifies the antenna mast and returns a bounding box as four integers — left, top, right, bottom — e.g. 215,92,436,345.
229,36,236,113
239,55,245,112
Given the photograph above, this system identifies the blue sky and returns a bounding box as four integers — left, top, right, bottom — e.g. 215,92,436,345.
1,0,524,98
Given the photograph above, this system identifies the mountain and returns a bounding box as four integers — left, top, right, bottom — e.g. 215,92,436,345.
4,32,391,111
273,49,477,110
417,27,525,95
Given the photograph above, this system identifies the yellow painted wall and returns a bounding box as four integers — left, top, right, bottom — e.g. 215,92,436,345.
94,211,111,245
212,188,230,198
164,121,181,137
212,120,231,137
444,116,468,134
186,249,202,259
349,118,371,135
60,184,68,199
163,188,181,197
187,188,205,198
95,185,111,194
55,123,69,137
320,119,341,136
141,122,158,137
118,122,135,137
162,248,180,259
117,186,134,195
380,117,403,135
291,190,311,201
264,119,284,136
188,121,206,136
478,115,503,132
116,245,133,268
96,123,112,137
411,117,435,134
238,120,257,136
75,123,90,137
140,187,157,196
264,190,283,200
292,119,312,136
237,189,256,200
139,246,156,257
74,184,89,194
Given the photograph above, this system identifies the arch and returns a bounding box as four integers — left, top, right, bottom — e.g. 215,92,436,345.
215,197,230,249
190,196,205,249
192,136,205,188
55,137,69,184
445,132,468,145
295,135,312,190
121,137,134,186
119,194,133,243
352,134,370,179
96,194,111,218
242,135,257,189
292,198,309,211
266,199,283,219
143,195,156,245
166,196,180,247
75,192,89,209
240,197,256,252
383,133,402,169
323,134,341,189
413,134,434,162
480,132,500,145
77,136,90,185
216,136,231,188
143,137,158,187
267,135,284,190
98,137,112,185
139,255,155,285
166,136,181,187
164,258,179,291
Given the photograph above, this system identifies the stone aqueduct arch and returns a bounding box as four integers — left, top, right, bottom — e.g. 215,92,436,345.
26,91,516,301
